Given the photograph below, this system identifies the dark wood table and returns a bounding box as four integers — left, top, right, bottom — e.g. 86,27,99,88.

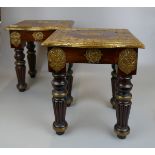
42,28,144,139
6,20,74,94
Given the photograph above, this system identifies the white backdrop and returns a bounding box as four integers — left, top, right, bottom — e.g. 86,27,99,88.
0,8,155,148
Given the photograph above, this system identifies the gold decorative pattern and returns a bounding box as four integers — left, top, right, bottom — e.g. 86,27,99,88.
32,32,44,41
41,29,145,49
116,95,132,101
52,90,67,98
118,49,137,74
10,31,21,47
48,47,66,72
53,126,66,133
114,127,130,137
6,20,74,31
85,49,103,63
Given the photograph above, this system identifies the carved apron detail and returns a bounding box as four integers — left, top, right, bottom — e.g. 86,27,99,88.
85,49,103,63
48,47,66,72
10,31,21,47
118,49,137,74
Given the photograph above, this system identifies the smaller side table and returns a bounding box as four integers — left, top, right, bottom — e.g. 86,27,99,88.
42,28,144,139
6,20,74,97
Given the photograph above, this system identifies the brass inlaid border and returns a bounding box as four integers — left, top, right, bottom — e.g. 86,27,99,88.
41,29,145,49
5,20,74,31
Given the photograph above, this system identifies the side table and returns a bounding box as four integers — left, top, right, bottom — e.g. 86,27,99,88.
6,20,74,99
42,28,144,139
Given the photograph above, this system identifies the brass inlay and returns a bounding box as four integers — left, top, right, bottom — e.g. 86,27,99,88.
85,49,103,63
116,95,132,101
52,90,67,98
41,29,145,48
48,47,66,72
53,124,68,133
32,32,44,41
53,126,66,133
6,20,74,31
118,49,137,74
10,31,21,47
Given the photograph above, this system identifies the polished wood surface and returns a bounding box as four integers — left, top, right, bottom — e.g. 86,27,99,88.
42,29,144,48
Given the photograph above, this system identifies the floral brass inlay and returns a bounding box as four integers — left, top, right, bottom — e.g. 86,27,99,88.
41,29,145,49
118,49,137,74
10,31,21,47
48,47,66,72
85,49,103,63
32,32,44,41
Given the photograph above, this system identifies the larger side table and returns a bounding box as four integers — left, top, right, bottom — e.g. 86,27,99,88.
42,28,144,139
6,20,74,94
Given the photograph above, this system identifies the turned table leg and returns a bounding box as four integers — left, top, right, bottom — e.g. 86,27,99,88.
26,41,37,78
52,69,68,135
14,48,27,92
66,63,73,107
110,64,117,109
114,75,133,139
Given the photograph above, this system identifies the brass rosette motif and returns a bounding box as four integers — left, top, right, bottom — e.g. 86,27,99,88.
85,49,103,63
118,49,137,74
32,32,44,41
48,47,66,72
10,31,21,47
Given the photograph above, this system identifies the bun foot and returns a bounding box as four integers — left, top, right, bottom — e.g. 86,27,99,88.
29,70,37,78
114,124,130,139
53,121,68,135
17,83,27,92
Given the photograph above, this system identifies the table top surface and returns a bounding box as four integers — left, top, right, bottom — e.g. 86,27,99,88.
42,28,145,49
6,20,74,31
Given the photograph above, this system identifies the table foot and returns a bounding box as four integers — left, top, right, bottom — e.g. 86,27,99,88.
17,83,27,92
114,124,130,139
53,121,68,135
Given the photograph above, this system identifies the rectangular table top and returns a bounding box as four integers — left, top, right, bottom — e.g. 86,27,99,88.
42,28,145,49
6,20,74,31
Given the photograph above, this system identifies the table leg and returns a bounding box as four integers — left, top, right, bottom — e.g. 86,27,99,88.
114,75,133,139
26,41,37,78
14,48,27,92
110,64,117,109
66,63,73,107
52,69,68,135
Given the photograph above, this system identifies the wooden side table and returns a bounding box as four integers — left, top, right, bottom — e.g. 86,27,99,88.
6,20,74,97
42,28,144,139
